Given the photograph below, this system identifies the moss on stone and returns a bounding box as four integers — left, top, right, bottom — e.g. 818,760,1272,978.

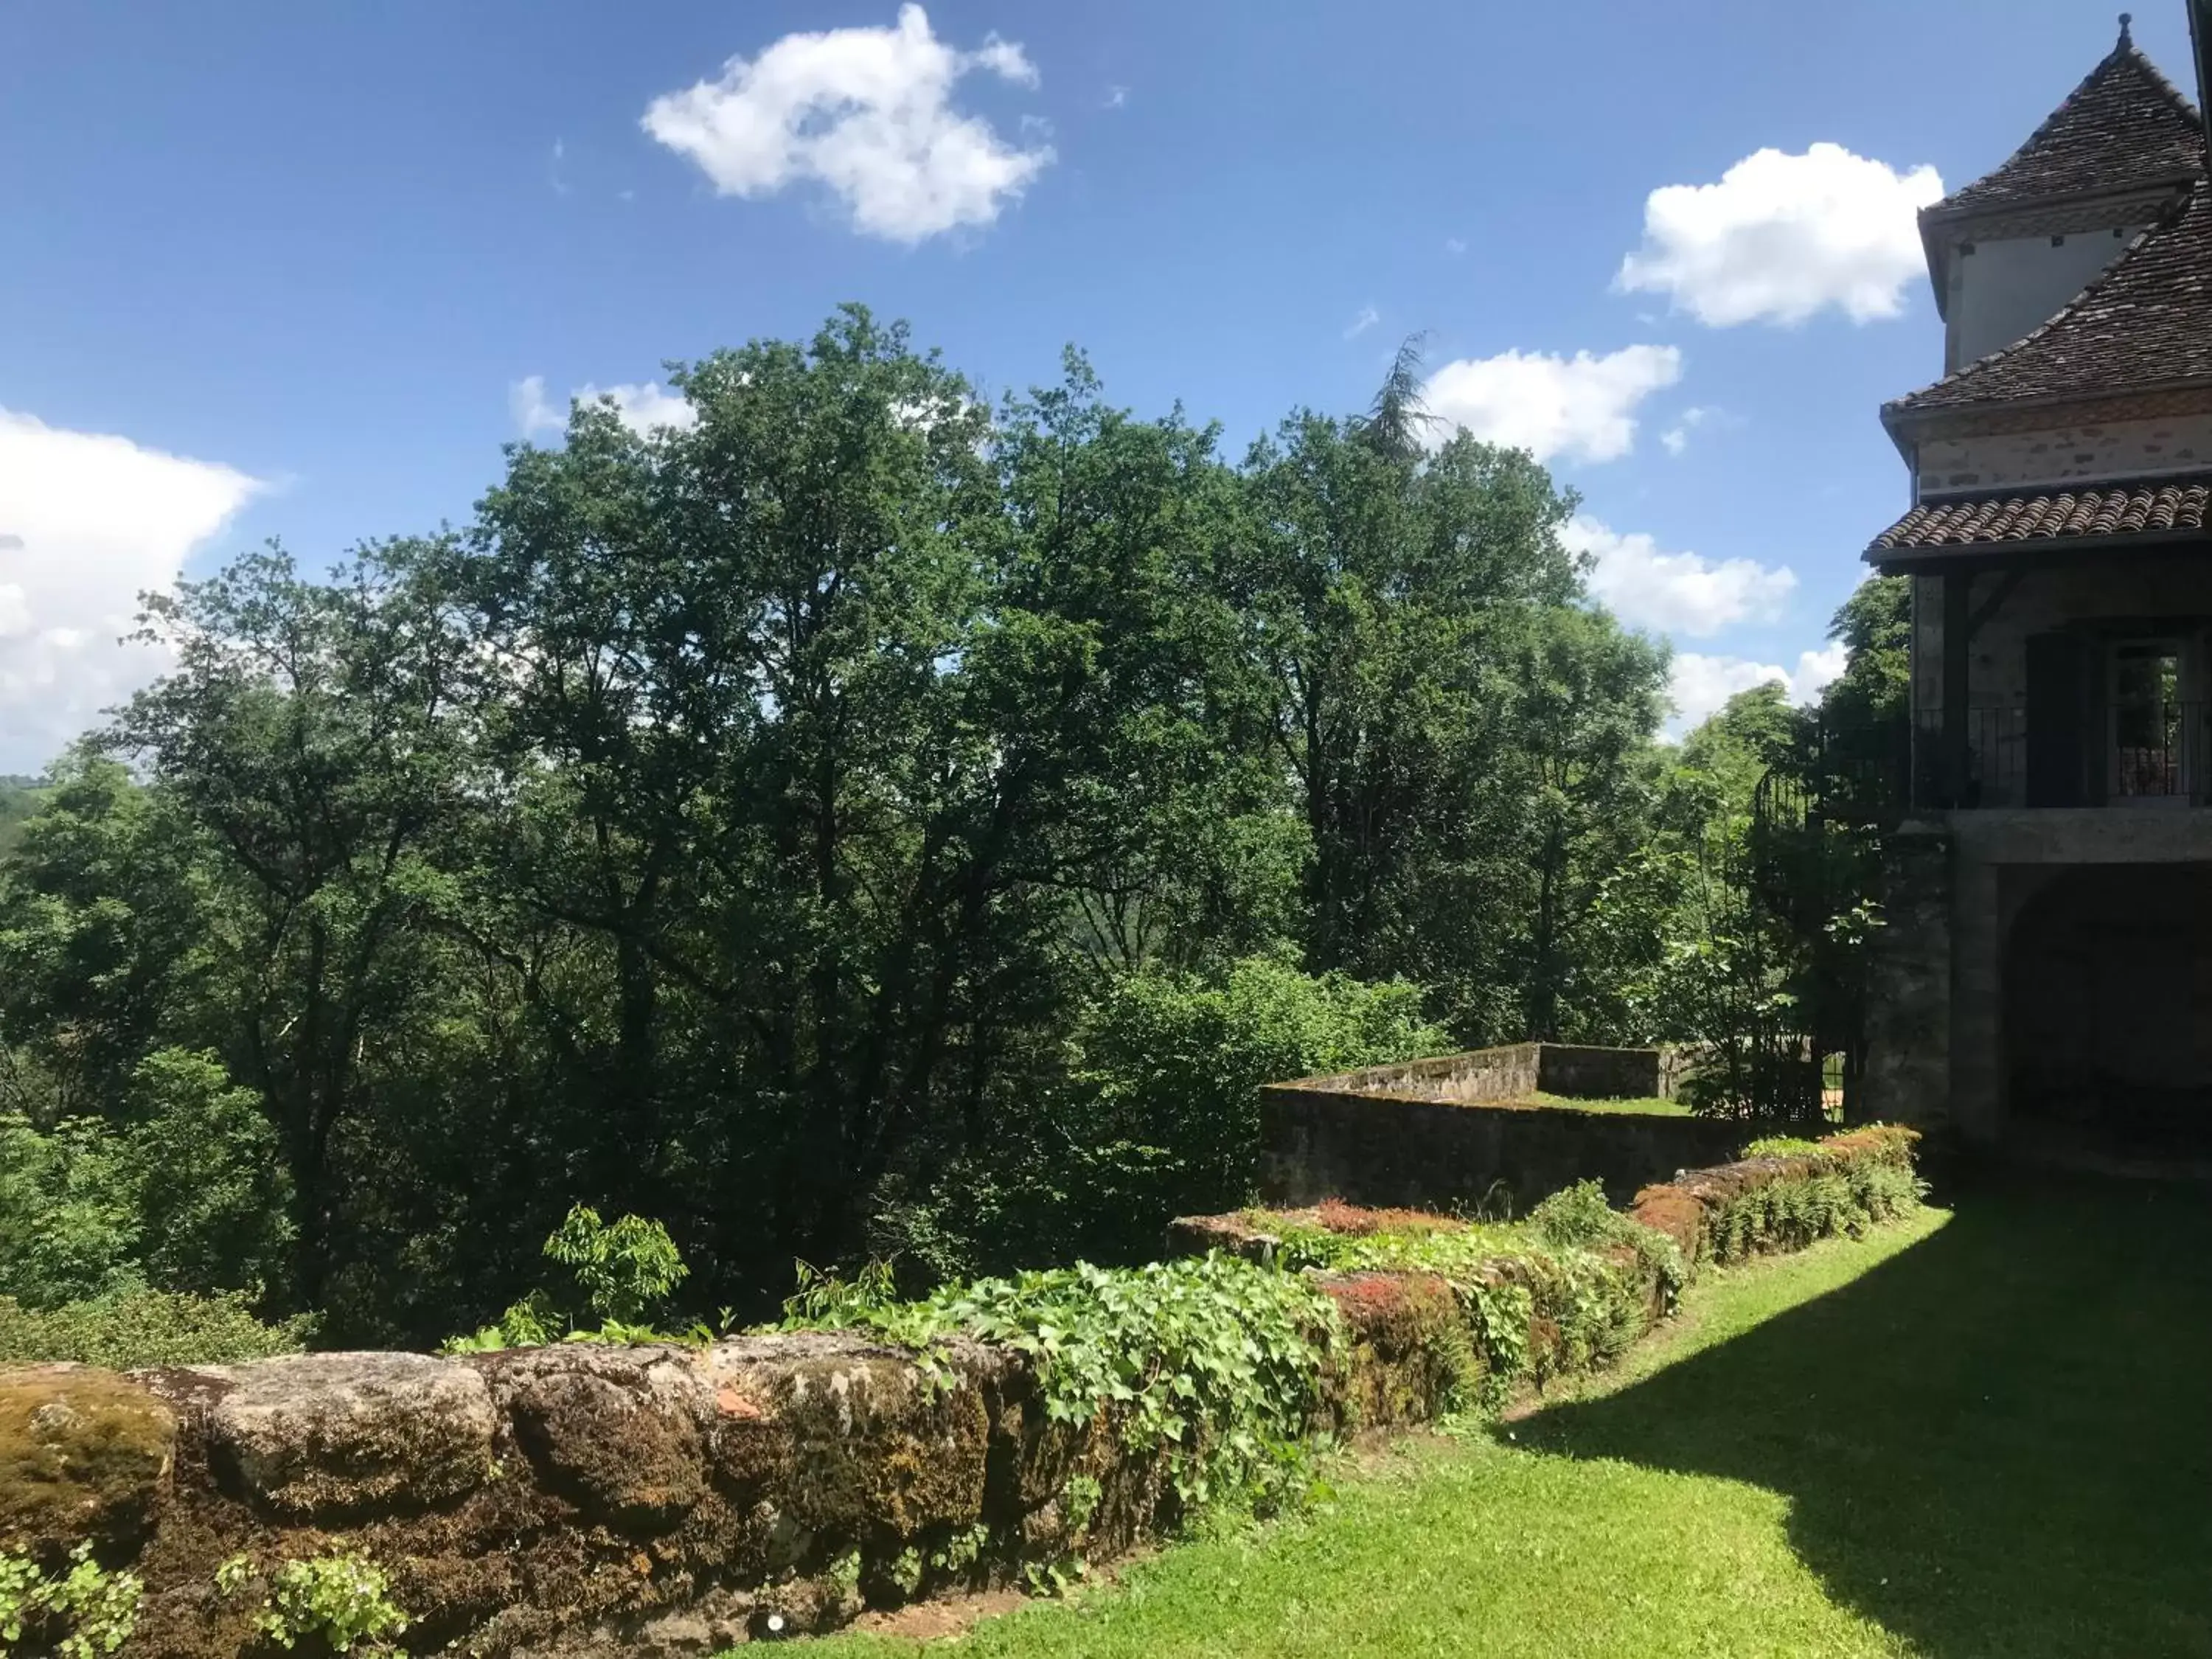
774,1354,989,1540
0,1363,177,1554
501,1360,707,1528
1318,1273,1470,1430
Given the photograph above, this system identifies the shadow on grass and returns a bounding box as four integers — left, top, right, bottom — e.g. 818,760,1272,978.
1520,1172,2212,1658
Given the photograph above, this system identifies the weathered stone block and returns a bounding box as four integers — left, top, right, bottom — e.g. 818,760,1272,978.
700,1333,990,1543
471,1346,712,1529
175,1351,495,1519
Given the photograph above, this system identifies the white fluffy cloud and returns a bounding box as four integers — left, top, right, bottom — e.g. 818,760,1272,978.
1669,644,1848,732
512,376,699,439
0,410,260,769
1422,345,1682,465
1659,406,1717,457
641,4,1051,243
1565,515,1795,639
1617,143,1944,327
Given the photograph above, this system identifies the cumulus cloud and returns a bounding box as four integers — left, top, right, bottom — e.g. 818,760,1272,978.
512,375,698,439
1617,143,1944,327
1668,644,1848,733
641,4,1051,243
1659,406,1718,457
1444,236,1467,256
1422,345,1682,465
1565,515,1795,639
0,410,260,769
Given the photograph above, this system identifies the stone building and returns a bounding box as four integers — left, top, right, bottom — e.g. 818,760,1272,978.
1860,10,2212,1154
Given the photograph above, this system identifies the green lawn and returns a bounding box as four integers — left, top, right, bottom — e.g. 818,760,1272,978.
1517,1091,1689,1116
813,1175,2212,1658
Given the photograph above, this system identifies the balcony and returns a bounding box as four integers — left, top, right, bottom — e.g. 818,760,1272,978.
1910,703,2208,810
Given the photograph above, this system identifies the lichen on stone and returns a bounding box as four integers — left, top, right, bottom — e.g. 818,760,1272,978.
0,1364,177,1554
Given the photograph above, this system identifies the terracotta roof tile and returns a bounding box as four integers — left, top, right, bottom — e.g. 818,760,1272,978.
1869,476,2212,560
1888,180,2212,415
1933,27,2202,215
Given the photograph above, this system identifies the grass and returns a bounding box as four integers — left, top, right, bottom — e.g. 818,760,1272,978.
1517,1091,1688,1116
810,1173,2212,1658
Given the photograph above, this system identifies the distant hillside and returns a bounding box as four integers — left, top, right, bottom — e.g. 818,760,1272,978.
0,775,48,858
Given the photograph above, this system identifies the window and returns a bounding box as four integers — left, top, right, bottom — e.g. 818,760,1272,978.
2110,642,2185,799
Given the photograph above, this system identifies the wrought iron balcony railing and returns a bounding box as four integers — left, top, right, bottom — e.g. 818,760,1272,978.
1910,703,2208,809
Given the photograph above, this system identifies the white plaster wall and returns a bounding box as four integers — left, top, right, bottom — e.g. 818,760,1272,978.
1945,228,2141,372
1916,413,2212,498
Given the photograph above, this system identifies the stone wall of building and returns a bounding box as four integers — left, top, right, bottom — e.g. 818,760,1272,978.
1913,409,2212,498
1858,827,1954,1135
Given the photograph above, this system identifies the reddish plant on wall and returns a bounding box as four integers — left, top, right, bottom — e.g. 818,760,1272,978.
1311,1199,1466,1237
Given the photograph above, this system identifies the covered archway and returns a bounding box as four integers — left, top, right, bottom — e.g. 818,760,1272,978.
2004,862,2212,1152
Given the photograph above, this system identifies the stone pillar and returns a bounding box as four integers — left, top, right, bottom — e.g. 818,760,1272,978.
1949,854,2003,1144
1941,570,1971,806
1858,826,1952,1130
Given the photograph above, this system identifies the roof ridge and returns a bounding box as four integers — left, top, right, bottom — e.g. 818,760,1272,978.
1886,179,2205,417
1932,27,2205,218
2028,29,2202,154
2122,31,2205,125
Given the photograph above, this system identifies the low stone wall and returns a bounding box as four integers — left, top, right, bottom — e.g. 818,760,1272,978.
1258,1084,1810,1213
0,1308,1454,1657
1286,1042,1666,1108
0,1130,1917,1656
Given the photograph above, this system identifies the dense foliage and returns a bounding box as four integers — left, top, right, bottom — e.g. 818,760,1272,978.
787,1252,1342,1517
0,310,1895,1346
1703,1130,1925,1262
0,1543,141,1658
0,1291,305,1371
1261,1200,1673,1397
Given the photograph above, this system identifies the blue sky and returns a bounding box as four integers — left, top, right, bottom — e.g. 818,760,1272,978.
0,0,2197,768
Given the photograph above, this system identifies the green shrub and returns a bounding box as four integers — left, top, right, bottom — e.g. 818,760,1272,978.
873,956,1452,1280
1740,1134,1824,1159
785,1253,1342,1515
0,1290,307,1369
218,1551,407,1654
1705,1155,1925,1264
543,1206,687,1324
1257,1202,1663,1401
1528,1179,1687,1308
0,1049,293,1314
444,1205,698,1352
122,1049,294,1297
0,1116,138,1310
0,1542,141,1658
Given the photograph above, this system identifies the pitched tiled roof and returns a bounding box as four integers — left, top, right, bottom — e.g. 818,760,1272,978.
1868,476,2212,560
1888,181,2212,416
1933,27,2202,215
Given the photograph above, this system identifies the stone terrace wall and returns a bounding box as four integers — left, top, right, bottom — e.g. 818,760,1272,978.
0,1131,1916,1657
1291,1043,1664,1108
1259,1085,1804,1213
1535,1044,1663,1100
0,1314,1453,1657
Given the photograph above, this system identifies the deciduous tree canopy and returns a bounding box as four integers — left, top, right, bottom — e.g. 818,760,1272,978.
0,311,1888,1344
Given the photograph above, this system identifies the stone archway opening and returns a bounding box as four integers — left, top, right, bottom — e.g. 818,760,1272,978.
2004,862,2212,1154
